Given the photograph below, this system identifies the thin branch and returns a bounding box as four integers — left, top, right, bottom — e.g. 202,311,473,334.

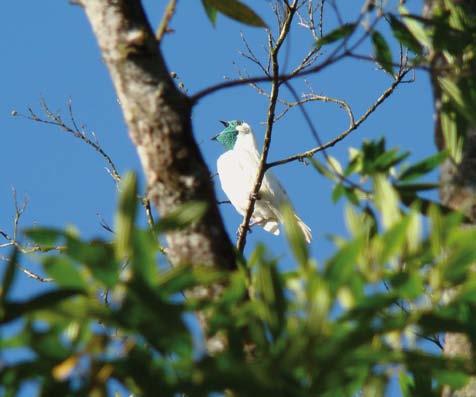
382,281,443,350
156,0,178,41
14,99,121,183
267,68,410,169
275,92,355,124
318,0,325,38
236,1,299,253
0,191,61,283
191,6,379,104
192,42,345,104
240,32,270,77
17,264,53,283
14,99,157,233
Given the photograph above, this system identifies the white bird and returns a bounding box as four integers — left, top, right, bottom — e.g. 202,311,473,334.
212,120,312,243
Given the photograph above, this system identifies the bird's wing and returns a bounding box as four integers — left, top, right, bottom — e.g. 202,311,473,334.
261,169,290,208
217,150,255,215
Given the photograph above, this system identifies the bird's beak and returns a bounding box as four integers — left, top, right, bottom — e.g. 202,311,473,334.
219,120,229,127
211,133,220,141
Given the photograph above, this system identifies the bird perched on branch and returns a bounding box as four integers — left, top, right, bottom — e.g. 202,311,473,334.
212,120,312,243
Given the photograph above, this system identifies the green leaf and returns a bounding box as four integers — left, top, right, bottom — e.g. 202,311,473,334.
388,15,422,54
115,172,138,260
371,31,393,75
398,7,432,48
310,158,337,181
317,23,357,47
390,271,423,300
131,230,159,286
373,174,401,228
399,371,415,397
282,203,309,268
441,108,463,163
372,149,410,172
394,182,439,193
157,201,208,232
1,289,83,324
439,77,476,124
399,151,447,182
254,259,286,339
201,0,217,25
43,256,87,290
66,237,118,288
325,238,363,290
377,216,410,264
332,183,345,203
157,264,224,295
434,369,469,390
24,227,64,246
203,0,266,28
1,248,18,302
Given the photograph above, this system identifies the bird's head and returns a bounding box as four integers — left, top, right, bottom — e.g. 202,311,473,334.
211,120,251,151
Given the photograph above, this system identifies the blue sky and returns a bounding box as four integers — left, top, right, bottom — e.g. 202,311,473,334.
1,1,434,395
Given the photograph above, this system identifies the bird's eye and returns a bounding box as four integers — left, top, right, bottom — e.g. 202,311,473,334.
236,120,242,125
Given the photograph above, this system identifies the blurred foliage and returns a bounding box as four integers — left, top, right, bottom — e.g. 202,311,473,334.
374,1,476,162
2,140,476,396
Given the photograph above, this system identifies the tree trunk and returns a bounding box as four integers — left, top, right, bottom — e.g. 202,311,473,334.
424,1,476,395
80,0,236,352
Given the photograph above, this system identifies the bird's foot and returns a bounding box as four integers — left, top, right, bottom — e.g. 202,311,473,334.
236,224,253,238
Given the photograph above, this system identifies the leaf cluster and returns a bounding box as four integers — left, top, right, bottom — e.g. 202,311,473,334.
1,141,475,396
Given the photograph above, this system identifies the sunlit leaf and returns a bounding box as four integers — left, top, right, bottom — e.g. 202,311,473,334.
310,158,337,181
115,172,138,260
52,355,79,381
440,108,463,163
374,174,401,228
254,258,286,338
282,203,308,268
439,77,476,124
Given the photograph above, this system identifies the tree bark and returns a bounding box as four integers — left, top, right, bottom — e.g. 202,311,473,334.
424,1,476,395
80,0,236,351
80,0,235,270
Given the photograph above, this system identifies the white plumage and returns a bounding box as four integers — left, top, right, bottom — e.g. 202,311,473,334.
215,121,312,243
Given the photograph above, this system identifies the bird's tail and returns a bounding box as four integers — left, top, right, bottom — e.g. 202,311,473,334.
263,220,280,236
294,214,312,243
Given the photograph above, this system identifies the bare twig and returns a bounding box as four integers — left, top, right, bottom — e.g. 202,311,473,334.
240,33,270,77
13,99,157,233
275,91,355,124
17,264,53,283
382,280,443,350
267,68,410,169
14,99,121,183
156,0,178,41
191,5,380,104
236,1,299,253
0,190,61,282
